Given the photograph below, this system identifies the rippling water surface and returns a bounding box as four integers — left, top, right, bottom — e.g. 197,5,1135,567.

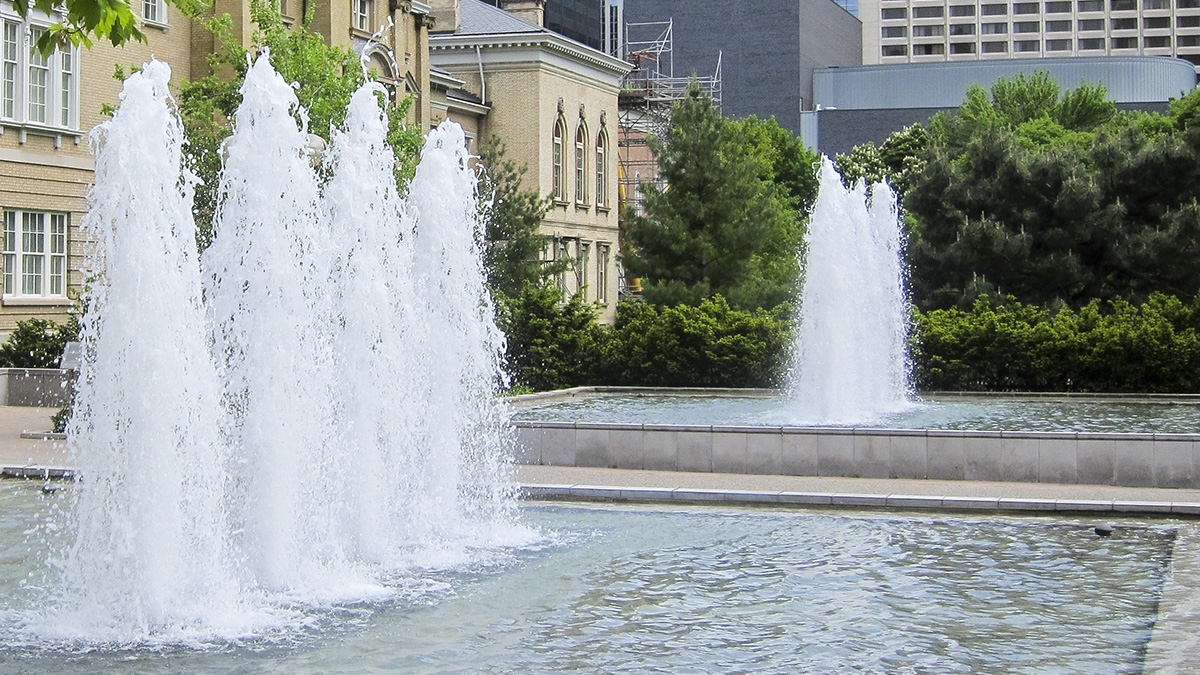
0,483,1174,673
511,393,1200,433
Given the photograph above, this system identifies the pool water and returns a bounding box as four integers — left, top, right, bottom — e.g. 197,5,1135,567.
0,482,1176,673
511,392,1200,433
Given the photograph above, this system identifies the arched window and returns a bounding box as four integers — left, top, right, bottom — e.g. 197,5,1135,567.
552,119,565,201
574,122,588,205
595,129,608,207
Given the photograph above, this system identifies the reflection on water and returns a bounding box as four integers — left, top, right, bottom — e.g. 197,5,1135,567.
512,393,1200,433
0,484,1174,674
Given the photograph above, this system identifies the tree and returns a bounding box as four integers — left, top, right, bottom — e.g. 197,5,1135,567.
625,82,784,309
17,0,193,56
477,136,565,297
176,0,423,248
905,94,1200,309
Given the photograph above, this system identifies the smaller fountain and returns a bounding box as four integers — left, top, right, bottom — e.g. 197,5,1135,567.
789,157,913,424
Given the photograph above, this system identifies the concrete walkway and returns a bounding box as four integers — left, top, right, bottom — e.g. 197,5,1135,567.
0,405,68,473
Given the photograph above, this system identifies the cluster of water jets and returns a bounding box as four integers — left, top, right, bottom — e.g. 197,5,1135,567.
789,158,913,425
35,52,524,644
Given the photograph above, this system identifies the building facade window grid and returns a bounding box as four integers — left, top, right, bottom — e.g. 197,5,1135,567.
0,11,79,131
3,210,66,298
873,0,1200,65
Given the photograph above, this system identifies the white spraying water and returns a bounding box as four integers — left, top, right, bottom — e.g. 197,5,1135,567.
790,157,913,424
33,52,522,645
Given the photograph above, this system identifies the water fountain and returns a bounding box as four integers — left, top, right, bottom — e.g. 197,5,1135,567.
789,157,912,425
0,53,1190,673
21,52,521,645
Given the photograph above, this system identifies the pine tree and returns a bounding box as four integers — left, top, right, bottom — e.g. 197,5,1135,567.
624,82,780,308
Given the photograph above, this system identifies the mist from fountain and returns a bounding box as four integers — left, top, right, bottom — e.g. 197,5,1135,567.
789,157,913,425
28,52,522,646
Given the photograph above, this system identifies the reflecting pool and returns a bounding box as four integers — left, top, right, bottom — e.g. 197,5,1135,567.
511,392,1200,433
0,482,1174,674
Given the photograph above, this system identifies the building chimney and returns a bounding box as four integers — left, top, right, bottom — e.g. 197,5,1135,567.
427,0,460,33
500,0,544,27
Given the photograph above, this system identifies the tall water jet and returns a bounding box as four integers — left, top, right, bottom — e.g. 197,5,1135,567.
50,61,242,642
406,121,517,544
201,49,344,595
27,52,523,645
790,157,912,424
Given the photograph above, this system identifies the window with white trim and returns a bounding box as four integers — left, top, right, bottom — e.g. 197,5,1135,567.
3,210,67,298
142,0,167,25
574,122,587,205
353,0,373,32
552,119,565,201
595,129,608,207
0,12,79,131
597,244,609,304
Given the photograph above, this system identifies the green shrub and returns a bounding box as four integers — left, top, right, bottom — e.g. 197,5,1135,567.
495,285,603,392
0,317,80,369
597,297,791,388
912,293,1200,392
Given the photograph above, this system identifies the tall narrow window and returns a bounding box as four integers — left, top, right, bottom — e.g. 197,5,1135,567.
142,0,166,24
3,210,67,298
578,242,590,295
2,24,16,119
27,29,47,124
597,245,609,304
552,119,565,201
595,129,607,207
354,0,373,31
59,50,73,127
575,123,587,205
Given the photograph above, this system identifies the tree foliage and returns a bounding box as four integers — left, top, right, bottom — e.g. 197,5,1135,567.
887,72,1200,310
0,317,80,368
625,83,810,310
914,293,1200,393
176,0,423,249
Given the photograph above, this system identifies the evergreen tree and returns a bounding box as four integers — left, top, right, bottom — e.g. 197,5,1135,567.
625,83,782,309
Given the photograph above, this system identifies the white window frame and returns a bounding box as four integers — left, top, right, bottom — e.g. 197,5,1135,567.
0,9,79,132
597,244,609,304
552,119,565,202
353,0,373,32
3,209,67,299
595,128,608,208
574,122,588,205
141,0,168,26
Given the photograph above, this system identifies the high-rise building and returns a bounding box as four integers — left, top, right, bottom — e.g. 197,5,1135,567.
622,0,862,133
860,0,1200,70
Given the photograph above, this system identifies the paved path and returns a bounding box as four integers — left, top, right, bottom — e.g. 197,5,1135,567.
515,464,1200,514
0,405,68,472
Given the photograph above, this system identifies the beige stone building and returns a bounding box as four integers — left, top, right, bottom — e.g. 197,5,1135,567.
0,0,438,335
0,0,625,335
429,0,631,323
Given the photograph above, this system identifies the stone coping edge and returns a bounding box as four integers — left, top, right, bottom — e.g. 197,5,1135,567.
520,483,1200,516
506,385,1200,405
3,466,74,479
511,419,1200,441
20,431,64,440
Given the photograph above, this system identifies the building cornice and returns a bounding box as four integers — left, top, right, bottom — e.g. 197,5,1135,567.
430,32,632,76
430,69,467,90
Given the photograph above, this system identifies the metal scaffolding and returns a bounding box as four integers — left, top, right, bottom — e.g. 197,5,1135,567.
616,18,721,235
